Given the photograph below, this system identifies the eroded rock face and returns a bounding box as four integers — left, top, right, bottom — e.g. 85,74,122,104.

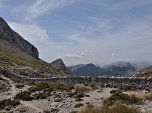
50,59,72,75
0,17,39,58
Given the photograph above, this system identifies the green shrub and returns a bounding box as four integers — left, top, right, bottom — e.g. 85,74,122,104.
43,110,51,113
110,89,121,94
75,85,91,93
70,111,78,113
33,92,48,99
73,93,85,98
67,92,78,97
64,85,74,92
104,90,142,106
74,103,84,108
15,91,33,101
0,98,20,110
15,84,24,88
17,107,27,113
75,97,83,102
120,84,131,91
129,94,143,104
28,83,49,92
54,98,63,102
49,83,65,91
79,103,140,113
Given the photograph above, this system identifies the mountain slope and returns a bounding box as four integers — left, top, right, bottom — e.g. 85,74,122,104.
133,61,152,70
134,65,152,77
0,17,38,58
69,63,107,76
0,17,70,77
50,59,72,75
0,39,69,77
103,62,136,76
69,62,136,76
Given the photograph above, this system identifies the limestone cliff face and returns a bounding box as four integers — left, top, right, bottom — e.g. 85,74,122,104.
0,17,39,58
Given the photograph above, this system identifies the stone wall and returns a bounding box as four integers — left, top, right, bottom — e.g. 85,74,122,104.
0,67,152,89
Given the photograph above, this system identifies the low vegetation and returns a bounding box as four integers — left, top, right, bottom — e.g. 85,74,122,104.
79,103,140,113
70,111,78,113
67,84,92,102
0,98,20,110
75,84,91,93
74,103,84,108
119,84,132,91
15,83,74,101
15,84,24,88
0,78,10,93
0,40,68,76
15,91,33,101
16,107,27,113
145,94,152,100
104,90,143,106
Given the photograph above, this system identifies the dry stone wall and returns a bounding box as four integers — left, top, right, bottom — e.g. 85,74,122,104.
0,67,152,89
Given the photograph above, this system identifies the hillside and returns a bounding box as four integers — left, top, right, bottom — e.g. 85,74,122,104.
50,59,72,75
0,17,70,77
103,62,136,76
0,17,38,58
133,65,152,77
0,39,70,77
69,63,108,76
133,61,152,70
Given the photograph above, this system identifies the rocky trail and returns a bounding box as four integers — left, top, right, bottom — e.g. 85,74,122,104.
1,75,43,113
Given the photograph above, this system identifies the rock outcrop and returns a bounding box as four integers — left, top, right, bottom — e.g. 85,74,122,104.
0,17,39,58
50,59,72,75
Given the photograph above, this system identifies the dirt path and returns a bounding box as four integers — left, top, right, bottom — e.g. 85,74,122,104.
20,101,43,113
1,75,43,113
1,75,17,99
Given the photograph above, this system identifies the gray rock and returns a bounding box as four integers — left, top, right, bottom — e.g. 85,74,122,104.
50,59,72,75
0,17,39,58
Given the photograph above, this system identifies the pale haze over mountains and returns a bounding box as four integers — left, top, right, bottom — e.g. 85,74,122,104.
0,0,152,65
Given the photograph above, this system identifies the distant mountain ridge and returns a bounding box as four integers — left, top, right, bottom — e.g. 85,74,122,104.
0,17,38,58
69,62,136,76
103,62,136,76
69,63,107,76
133,61,152,70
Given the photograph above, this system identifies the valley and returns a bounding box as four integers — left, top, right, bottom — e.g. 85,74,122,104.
0,15,152,113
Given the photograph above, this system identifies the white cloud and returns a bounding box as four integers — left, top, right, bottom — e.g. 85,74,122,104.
61,53,84,59
8,22,56,61
26,0,78,20
8,22,49,45
7,14,152,66
59,15,152,65
4,0,152,66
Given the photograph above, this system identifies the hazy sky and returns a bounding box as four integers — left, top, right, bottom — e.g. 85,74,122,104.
0,0,152,65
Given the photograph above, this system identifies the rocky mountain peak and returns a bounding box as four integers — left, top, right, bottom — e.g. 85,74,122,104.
50,59,72,75
50,59,66,70
86,63,95,67
0,16,39,58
